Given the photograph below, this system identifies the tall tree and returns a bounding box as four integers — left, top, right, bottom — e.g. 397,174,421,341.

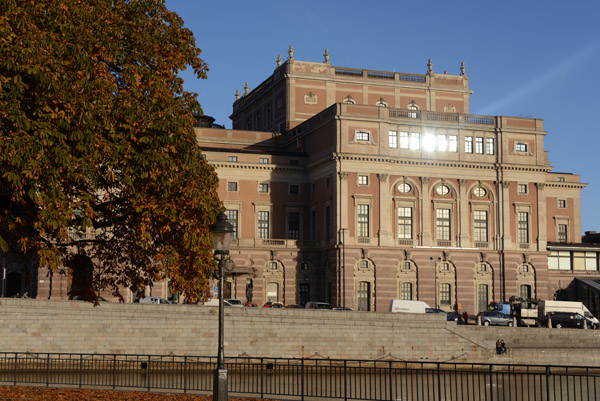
0,0,222,301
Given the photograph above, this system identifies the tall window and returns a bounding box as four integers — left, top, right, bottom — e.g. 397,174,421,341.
400,132,409,149
357,281,371,311
517,184,528,194
299,283,310,306
410,133,420,150
436,209,451,241
266,282,279,303
225,210,238,238
389,131,398,148
477,284,489,313
558,224,567,242
440,283,451,305
486,138,494,155
437,134,448,152
520,284,532,300
473,210,488,242
401,282,413,300
258,211,270,239
475,137,483,154
287,212,300,239
325,206,331,239
397,207,413,239
311,210,317,240
358,175,369,186
358,204,370,238
518,212,529,243
465,137,473,153
448,135,458,152
259,183,269,193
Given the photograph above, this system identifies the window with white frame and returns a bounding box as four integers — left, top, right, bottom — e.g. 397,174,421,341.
397,207,413,239
389,131,398,148
410,133,421,150
473,210,488,242
558,199,566,209
573,252,597,271
258,211,270,239
357,204,370,238
227,181,238,192
448,135,458,152
228,155,238,162
548,251,571,270
518,211,529,243
400,132,409,149
259,157,269,164
475,137,483,154
465,137,473,153
515,142,528,152
437,134,448,152
259,183,269,193
356,131,369,141
557,224,567,242
517,184,528,194
436,208,451,241
440,283,451,305
225,209,238,238
358,175,369,186
486,138,494,155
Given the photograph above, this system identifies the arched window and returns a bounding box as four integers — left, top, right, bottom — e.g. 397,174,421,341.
400,282,413,300
477,284,489,313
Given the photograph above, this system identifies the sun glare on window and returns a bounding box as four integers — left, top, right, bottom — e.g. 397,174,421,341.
423,134,436,152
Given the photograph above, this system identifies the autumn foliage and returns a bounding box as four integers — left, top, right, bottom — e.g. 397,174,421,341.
0,0,222,301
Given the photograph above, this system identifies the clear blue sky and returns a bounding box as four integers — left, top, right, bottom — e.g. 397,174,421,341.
165,0,600,235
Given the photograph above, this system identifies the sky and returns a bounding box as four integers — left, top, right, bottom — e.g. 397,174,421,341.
165,0,600,235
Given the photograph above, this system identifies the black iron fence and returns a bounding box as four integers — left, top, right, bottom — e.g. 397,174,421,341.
1,352,599,400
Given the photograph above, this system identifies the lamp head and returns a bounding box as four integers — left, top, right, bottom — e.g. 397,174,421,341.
210,211,234,254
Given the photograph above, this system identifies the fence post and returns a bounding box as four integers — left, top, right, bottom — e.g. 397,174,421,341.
13,353,17,386
388,361,393,401
489,364,494,401
46,353,50,388
344,360,348,401
112,354,117,390
183,356,187,394
545,366,551,399
301,358,305,401
437,362,442,401
260,358,264,399
79,354,83,389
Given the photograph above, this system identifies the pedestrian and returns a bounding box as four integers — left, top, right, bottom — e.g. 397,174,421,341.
500,339,507,354
463,311,469,325
496,339,502,354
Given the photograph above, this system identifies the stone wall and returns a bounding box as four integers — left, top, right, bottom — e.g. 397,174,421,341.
1,299,599,366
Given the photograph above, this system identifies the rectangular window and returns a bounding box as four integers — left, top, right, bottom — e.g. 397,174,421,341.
259,157,269,164
436,209,451,241
448,135,458,152
290,159,299,166
400,283,413,300
357,281,371,311
486,138,494,155
287,211,300,240
311,210,317,240
573,252,597,271
516,142,528,152
518,212,529,243
518,184,528,194
475,137,483,154
225,210,238,238
473,210,488,242
325,177,330,188
358,204,370,238
477,284,489,314
259,183,269,193
325,206,331,239
410,132,420,150
465,136,473,153
389,131,398,148
356,131,369,141
397,207,412,239
558,224,567,242
558,199,566,208
437,134,448,152
289,184,299,195
548,251,572,270
258,211,269,239
520,285,532,300
400,132,409,149
358,175,368,186
266,282,279,303
440,283,451,305
228,156,238,162
227,182,238,192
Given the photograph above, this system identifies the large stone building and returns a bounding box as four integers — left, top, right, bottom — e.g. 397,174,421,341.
195,47,600,314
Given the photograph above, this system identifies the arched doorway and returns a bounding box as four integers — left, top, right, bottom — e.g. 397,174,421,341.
6,272,23,297
68,255,94,299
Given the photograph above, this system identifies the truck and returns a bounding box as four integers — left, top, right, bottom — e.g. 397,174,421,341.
537,300,599,328
389,300,430,314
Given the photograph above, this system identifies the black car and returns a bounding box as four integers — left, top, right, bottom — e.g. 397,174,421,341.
545,312,590,329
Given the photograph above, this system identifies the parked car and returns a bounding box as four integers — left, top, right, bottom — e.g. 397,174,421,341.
544,312,590,329
139,296,171,304
226,299,243,307
244,302,258,307
333,306,354,311
287,304,305,309
263,302,286,308
203,298,232,307
426,307,456,322
478,311,514,326
74,296,108,302
305,302,333,310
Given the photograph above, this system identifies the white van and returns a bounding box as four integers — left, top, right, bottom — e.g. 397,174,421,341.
389,300,430,314
139,296,172,304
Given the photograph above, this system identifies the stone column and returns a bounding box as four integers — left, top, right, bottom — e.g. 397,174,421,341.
377,173,394,246
420,177,432,246
339,172,349,243
458,179,470,248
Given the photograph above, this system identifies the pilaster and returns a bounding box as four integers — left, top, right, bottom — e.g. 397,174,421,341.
535,182,547,250
377,174,394,246
458,179,470,247
420,177,432,246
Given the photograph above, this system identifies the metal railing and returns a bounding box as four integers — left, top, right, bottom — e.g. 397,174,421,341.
1,352,599,400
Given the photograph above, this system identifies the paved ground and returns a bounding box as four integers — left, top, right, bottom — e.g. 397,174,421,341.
0,386,278,400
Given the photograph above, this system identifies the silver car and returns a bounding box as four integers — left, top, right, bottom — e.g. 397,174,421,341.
479,311,514,326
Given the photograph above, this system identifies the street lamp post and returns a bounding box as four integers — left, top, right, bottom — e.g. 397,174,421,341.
210,212,234,401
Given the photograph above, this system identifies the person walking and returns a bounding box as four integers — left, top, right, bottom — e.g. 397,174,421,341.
463,311,469,325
